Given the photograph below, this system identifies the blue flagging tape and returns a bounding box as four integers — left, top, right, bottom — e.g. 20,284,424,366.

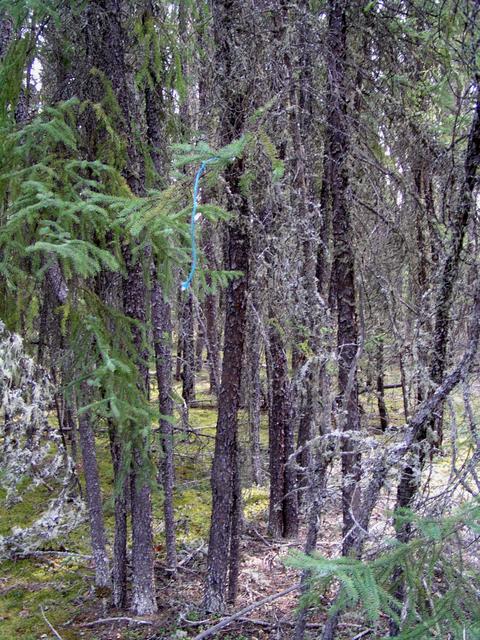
181,157,219,291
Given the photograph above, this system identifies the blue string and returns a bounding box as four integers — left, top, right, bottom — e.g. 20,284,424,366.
181,157,218,291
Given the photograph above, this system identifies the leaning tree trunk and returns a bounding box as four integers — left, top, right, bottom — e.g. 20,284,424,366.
394,83,480,536
390,83,480,636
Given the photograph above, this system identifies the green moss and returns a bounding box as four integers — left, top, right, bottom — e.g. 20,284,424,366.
0,484,53,537
0,557,89,640
243,486,269,520
174,488,212,542
0,370,271,636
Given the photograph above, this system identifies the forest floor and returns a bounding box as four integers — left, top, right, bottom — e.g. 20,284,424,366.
0,371,474,640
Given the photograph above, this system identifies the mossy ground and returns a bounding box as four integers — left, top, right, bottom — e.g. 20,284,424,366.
0,367,476,639
0,369,270,639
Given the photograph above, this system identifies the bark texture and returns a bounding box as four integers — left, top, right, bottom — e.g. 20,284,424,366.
78,395,110,590
204,0,255,612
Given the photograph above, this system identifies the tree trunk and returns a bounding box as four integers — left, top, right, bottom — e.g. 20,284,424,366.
142,2,178,573
204,284,221,397
181,292,196,406
376,340,388,431
151,272,177,571
83,0,158,615
203,0,255,613
204,170,249,611
326,0,361,556
78,388,110,591
247,294,263,485
267,317,298,538
108,420,128,609
122,244,157,615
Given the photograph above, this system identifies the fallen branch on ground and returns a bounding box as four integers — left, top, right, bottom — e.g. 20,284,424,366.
40,606,64,640
350,630,372,640
78,617,153,628
191,584,300,640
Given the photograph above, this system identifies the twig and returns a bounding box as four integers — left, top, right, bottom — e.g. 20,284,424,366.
181,614,324,630
78,617,152,628
180,613,213,627
191,584,300,640
178,541,206,568
40,606,64,640
237,616,323,629
350,630,372,640
246,525,273,548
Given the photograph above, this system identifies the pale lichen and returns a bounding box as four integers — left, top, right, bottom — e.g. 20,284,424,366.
0,322,84,558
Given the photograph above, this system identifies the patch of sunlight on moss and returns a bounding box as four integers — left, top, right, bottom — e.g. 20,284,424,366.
0,484,54,537
189,408,217,433
0,558,89,640
174,488,212,542
243,486,269,521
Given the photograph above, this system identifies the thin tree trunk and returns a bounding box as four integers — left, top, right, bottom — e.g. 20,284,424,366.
376,341,388,431
399,352,409,422
108,420,128,609
181,292,196,406
267,317,298,538
195,310,205,373
78,386,110,591
247,297,263,485
151,273,177,571
204,285,221,396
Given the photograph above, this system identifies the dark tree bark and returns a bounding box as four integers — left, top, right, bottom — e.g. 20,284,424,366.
175,296,183,382
151,272,177,571
204,284,221,396
78,388,110,591
246,292,263,485
204,0,255,611
376,340,388,432
83,0,158,615
122,244,157,615
195,320,205,373
108,420,128,609
267,318,298,538
181,292,196,406
204,175,249,610
0,12,13,59
326,0,361,555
